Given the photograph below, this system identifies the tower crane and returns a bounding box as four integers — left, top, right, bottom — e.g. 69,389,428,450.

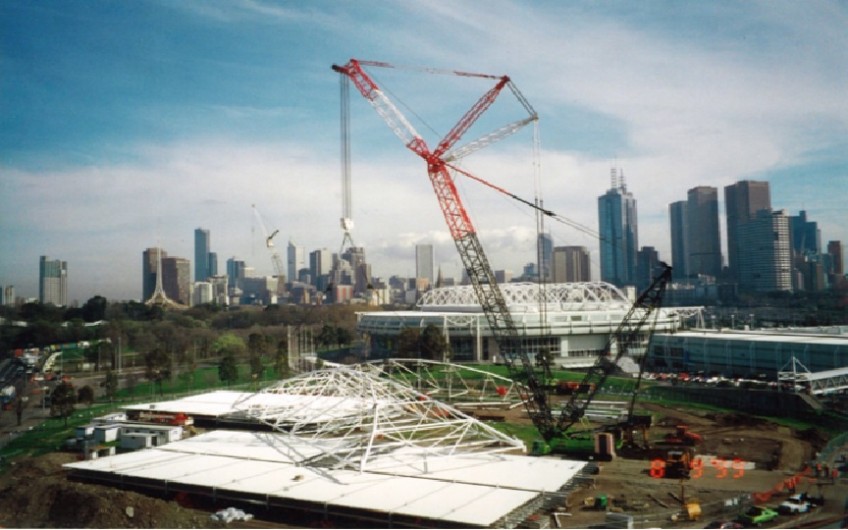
333,59,671,452
252,204,286,279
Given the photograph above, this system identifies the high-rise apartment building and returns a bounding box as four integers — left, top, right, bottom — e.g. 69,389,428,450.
39,256,68,306
725,180,771,282
287,241,305,285
552,246,591,283
668,200,688,279
597,167,638,287
686,186,722,278
415,244,435,289
737,210,792,292
537,232,554,282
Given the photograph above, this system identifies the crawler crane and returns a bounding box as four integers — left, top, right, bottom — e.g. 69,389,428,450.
333,58,671,453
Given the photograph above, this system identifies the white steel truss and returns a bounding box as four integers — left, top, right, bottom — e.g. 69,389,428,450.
355,358,523,408
417,281,632,311
228,367,525,475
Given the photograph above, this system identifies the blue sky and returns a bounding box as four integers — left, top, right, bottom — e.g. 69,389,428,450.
2,0,846,302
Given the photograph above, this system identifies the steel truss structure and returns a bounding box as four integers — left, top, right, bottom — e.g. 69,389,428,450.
418,281,633,311
355,358,523,407
229,367,525,474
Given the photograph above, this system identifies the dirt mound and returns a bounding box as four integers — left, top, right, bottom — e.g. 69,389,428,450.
0,454,218,528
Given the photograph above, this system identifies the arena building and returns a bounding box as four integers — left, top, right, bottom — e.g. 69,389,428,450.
357,282,702,368
649,326,848,383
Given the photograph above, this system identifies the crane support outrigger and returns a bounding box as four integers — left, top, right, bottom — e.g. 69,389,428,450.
334,58,671,453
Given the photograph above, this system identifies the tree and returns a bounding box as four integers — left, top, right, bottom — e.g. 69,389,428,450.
144,347,171,395
274,339,290,379
317,324,337,349
81,295,108,322
218,354,239,386
212,333,247,359
396,328,421,358
77,385,95,406
50,381,76,426
419,324,448,361
248,332,266,356
336,327,354,347
101,369,118,401
249,352,264,385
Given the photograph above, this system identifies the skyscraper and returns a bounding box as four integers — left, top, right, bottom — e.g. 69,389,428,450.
668,200,689,279
725,180,771,282
737,209,792,292
686,186,722,278
226,257,247,290
597,167,638,287
194,228,210,282
142,247,166,301
537,232,554,282
310,248,332,291
552,246,591,283
287,241,305,284
826,241,844,287
789,210,821,257
39,255,68,306
162,257,191,305
636,246,661,292
415,244,435,288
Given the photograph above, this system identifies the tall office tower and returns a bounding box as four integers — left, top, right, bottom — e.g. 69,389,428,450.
537,232,554,282
597,167,638,287
226,257,247,290
162,257,191,305
737,210,792,292
39,256,68,306
142,247,167,301
194,228,210,282
342,246,371,295
552,246,591,283
724,180,771,282
287,241,305,284
686,186,722,278
636,246,661,292
668,200,689,279
826,241,844,287
415,244,435,288
208,252,218,277
789,210,821,257
3,286,13,306
309,248,332,291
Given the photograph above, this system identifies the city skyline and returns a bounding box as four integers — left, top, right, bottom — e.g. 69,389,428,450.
2,1,847,302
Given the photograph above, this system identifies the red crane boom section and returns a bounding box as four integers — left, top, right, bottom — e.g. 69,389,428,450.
332,59,512,241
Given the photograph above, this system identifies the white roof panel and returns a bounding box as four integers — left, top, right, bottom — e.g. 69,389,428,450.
66,430,582,527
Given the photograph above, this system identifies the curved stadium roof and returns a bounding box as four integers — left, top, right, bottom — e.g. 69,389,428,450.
418,282,633,312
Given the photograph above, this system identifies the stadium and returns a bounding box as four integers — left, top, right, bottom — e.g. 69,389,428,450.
356,282,703,368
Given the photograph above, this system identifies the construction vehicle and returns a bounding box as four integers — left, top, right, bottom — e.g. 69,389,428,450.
663,424,703,446
334,58,672,455
665,447,694,479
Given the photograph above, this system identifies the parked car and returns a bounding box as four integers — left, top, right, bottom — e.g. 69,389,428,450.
737,505,778,527
705,520,743,529
777,494,810,515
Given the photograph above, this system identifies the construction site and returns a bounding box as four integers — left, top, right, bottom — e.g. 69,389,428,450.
1,58,846,529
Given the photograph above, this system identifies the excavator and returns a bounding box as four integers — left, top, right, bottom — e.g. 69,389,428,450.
334,58,672,455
